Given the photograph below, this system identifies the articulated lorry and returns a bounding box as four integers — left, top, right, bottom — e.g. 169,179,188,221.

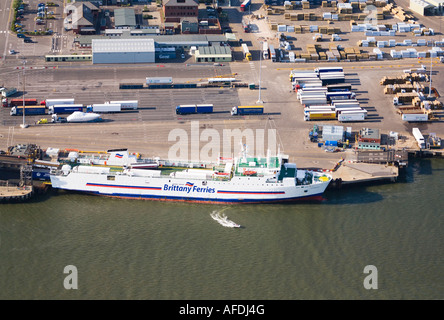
176,104,213,115
231,106,264,116
10,106,46,116
48,104,84,114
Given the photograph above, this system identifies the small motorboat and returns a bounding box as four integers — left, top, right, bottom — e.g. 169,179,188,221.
211,211,242,228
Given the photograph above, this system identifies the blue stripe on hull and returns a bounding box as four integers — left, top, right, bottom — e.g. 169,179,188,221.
82,191,325,204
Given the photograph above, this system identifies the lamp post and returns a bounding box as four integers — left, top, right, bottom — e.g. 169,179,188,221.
20,59,28,129
257,41,263,104
428,54,433,99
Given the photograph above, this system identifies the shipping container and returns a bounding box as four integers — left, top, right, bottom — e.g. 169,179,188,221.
146,77,173,84
327,84,352,92
402,113,429,122
315,67,344,74
8,98,39,107
43,98,75,107
338,112,366,122
86,103,122,113
107,100,138,110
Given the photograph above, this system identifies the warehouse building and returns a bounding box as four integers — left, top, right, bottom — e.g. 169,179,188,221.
78,33,227,49
195,45,232,62
92,38,155,64
410,0,444,15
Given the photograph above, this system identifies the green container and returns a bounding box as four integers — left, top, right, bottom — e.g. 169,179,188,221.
249,83,256,90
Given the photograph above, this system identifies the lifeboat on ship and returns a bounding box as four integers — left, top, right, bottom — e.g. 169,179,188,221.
243,170,257,176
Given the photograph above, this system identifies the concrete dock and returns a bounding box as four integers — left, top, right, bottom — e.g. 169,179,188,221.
0,184,33,203
331,162,398,187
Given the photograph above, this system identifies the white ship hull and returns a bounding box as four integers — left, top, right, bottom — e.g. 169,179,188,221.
50,172,330,204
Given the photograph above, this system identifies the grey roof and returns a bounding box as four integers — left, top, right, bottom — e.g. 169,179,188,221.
360,128,380,139
114,8,136,27
77,34,228,46
164,0,198,7
197,45,231,56
92,38,155,53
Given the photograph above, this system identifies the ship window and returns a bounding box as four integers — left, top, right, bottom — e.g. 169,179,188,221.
202,181,207,186
304,190,308,193
107,176,115,181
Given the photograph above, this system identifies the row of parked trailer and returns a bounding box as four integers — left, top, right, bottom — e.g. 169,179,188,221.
303,100,368,122
290,67,368,122
290,67,345,85
175,104,265,116
8,98,139,116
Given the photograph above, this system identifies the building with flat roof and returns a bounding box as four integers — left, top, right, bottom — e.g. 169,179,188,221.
92,38,155,64
410,0,444,15
358,128,381,150
195,45,232,62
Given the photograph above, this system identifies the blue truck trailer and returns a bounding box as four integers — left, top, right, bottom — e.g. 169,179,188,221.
231,106,264,116
48,104,84,114
176,104,213,115
10,106,46,116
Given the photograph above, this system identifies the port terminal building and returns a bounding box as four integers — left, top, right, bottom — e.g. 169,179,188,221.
84,33,229,64
92,38,156,64
410,0,444,15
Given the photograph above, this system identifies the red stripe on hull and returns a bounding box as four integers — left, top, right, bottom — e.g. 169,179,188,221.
84,193,326,204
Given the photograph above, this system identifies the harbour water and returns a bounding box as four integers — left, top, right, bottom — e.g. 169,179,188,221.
0,158,443,300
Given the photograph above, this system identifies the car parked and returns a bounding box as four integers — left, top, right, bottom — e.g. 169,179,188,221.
24,38,33,43
9,49,16,55
17,33,26,38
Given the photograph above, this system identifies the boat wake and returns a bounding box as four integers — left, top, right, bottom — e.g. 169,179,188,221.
210,211,242,228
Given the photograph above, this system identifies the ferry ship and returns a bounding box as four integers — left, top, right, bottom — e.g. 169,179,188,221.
49,149,332,204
